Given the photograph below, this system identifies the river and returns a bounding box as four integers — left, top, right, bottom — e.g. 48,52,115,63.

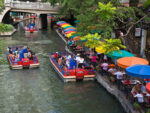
0,21,126,113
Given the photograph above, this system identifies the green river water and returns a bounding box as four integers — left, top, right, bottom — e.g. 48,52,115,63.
0,21,126,113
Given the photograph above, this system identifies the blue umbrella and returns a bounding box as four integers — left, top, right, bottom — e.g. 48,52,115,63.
64,29,77,32
107,50,134,59
126,65,150,78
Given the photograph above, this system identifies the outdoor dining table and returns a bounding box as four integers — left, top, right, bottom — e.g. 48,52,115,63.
122,80,141,85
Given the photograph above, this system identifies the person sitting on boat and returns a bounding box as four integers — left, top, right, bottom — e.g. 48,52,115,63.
54,52,59,61
78,57,84,68
75,53,80,61
24,25,28,31
69,55,77,69
23,46,28,58
7,47,12,54
19,51,24,61
14,47,18,55
58,57,62,66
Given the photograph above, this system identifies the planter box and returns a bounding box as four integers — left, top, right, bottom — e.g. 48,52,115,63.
0,29,16,37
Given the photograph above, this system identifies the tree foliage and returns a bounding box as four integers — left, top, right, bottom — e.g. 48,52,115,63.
102,38,126,54
80,33,101,48
0,23,14,33
0,0,4,13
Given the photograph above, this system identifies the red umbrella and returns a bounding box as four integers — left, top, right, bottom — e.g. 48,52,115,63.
146,83,150,94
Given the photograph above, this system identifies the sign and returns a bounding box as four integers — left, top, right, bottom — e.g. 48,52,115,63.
135,28,141,37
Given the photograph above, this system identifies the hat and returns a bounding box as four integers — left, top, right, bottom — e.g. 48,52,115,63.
77,53,80,56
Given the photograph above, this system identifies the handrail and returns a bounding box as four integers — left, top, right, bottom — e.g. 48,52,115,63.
5,1,61,11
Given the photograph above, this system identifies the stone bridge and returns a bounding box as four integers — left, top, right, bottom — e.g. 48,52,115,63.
0,1,61,22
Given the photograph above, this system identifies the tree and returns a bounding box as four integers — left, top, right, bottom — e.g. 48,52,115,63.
80,33,101,48
102,38,126,55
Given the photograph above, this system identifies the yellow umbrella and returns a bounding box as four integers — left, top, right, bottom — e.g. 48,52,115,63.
95,46,106,53
61,24,72,28
66,33,74,38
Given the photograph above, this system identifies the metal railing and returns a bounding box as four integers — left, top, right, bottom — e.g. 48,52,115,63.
5,1,61,11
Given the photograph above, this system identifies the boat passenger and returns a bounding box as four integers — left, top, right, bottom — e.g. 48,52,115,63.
58,57,62,66
19,51,24,61
78,57,84,68
54,52,58,59
69,55,77,69
8,47,12,54
23,46,28,58
24,25,28,31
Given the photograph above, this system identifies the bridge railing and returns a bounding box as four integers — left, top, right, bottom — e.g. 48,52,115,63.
5,1,61,11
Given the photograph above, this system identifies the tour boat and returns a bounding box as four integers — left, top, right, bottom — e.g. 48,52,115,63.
7,46,40,69
49,52,95,82
25,29,38,33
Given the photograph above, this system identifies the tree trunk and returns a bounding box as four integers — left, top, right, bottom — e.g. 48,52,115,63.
129,0,140,7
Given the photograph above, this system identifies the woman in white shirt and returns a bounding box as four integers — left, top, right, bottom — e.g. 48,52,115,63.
78,57,84,68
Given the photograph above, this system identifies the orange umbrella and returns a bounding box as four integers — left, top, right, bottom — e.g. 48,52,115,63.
117,57,149,68
73,36,80,41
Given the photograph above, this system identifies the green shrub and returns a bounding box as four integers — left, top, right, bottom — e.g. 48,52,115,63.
146,108,150,113
133,102,141,110
0,23,14,33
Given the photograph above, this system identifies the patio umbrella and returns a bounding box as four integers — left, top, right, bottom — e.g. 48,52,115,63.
70,35,78,39
63,26,75,29
117,57,149,68
107,50,134,59
56,21,66,25
65,31,76,34
64,28,76,31
72,36,80,41
146,83,150,94
64,29,77,32
59,23,70,27
61,24,72,28
95,46,106,54
126,65,150,78
66,33,75,38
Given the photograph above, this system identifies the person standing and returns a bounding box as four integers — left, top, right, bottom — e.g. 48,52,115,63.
114,70,124,90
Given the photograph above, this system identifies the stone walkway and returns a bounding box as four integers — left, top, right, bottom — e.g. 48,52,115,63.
96,72,145,113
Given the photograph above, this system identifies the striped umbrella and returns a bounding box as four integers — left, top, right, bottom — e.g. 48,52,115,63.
70,35,78,39
61,24,72,28
65,31,76,34
62,26,75,29
64,29,77,32
59,23,70,26
57,21,66,25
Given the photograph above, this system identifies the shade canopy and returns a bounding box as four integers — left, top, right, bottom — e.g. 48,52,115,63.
117,57,149,68
126,65,150,78
70,35,78,39
65,31,76,34
57,21,66,25
107,50,134,59
59,23,69,26
64,29,76,32
146,83,150,94
61,24,72,28
63,26,75,29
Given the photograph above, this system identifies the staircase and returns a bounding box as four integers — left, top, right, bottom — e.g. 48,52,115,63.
0,7,10,22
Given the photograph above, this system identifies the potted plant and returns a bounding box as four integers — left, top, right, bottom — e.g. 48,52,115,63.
146,108,150,113
133,102,141,111
110,76,115,83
